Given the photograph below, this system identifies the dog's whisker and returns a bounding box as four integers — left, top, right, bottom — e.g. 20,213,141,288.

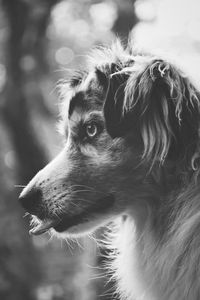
69,184,95,190
69,185,108,195
65,238,77,254
53,211,62,221
23,212,30,218
70,189,97,194
70,198,94,206
69,202,81,209
70,190,108,198
15,184,26,188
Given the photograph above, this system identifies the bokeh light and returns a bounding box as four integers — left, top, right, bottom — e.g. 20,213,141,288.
135,0,156,21
4,150,16,170
55,47,74,65
89,2,117,31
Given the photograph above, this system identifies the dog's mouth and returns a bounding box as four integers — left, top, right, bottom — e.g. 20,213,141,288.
29,194,115,236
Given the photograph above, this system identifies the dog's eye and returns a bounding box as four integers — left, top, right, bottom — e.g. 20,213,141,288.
85,123,98,138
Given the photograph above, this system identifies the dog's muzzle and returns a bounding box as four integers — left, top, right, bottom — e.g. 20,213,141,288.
19,186,115,235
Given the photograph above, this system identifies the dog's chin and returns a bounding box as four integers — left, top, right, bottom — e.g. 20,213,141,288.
29,213,113,238
29,194,115,236
51,216,114,238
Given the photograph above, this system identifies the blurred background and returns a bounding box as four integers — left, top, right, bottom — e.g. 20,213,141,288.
0,0,199,299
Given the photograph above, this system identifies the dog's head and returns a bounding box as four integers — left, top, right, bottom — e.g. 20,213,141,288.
19,44,200,237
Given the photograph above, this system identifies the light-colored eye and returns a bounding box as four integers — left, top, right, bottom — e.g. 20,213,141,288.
86,123,98,138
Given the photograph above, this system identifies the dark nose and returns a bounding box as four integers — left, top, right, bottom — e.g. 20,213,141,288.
19,188,43,215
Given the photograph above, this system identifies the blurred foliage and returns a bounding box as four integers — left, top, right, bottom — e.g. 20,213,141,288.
0,0,199,300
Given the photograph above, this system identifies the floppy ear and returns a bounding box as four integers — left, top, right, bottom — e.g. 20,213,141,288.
128,60,200,165
103,59,200,166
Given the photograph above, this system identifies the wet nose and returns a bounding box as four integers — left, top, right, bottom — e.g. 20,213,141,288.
19,188,42,215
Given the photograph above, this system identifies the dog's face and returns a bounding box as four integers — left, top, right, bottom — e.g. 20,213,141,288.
19,67,145,237
19,49,199,237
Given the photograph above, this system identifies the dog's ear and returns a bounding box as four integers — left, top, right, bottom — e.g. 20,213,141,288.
103,64,131,138
125,60,200,166
102,59,200,167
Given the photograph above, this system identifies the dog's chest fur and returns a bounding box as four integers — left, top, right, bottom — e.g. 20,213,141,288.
111,217,160,300
110,213,200,300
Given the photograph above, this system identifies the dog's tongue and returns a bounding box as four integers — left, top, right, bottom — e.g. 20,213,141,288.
29,219,58,236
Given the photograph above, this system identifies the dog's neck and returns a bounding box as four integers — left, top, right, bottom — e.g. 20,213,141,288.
109,174,200,300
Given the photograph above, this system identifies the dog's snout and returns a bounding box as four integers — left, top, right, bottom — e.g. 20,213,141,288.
19,188,42,215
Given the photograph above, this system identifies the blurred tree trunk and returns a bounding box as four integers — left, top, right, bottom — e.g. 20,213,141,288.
2,0,59,180
0,1,58,299
112,0,138,45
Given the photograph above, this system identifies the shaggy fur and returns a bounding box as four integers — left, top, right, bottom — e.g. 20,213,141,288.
19,41,200,300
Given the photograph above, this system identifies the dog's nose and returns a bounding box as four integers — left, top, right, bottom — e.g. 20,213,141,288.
19,188,42,215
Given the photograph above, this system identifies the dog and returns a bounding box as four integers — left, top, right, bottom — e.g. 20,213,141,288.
19,41,200,300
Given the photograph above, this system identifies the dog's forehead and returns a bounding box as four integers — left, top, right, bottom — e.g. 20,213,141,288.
68,71,104,118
